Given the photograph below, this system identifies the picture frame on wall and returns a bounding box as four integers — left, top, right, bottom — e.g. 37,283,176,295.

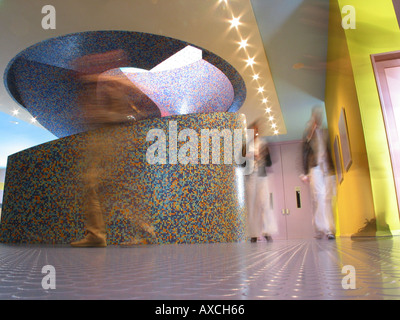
333,135,343,184
393,0,400,29
338,108,352,171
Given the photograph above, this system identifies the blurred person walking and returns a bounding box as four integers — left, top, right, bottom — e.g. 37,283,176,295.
70,50,160,247
245,121,277,242
300,107,336,240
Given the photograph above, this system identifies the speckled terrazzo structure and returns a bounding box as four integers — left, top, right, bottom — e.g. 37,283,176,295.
118,59,235,117
4,31,246,138
1,31,248,245
0,113,247,244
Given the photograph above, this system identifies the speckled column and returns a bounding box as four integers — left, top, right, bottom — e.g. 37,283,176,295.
0,112,247,244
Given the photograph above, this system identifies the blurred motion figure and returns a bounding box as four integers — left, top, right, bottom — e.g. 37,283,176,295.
70,50,160,247
300,107,336,240
245,121,277,242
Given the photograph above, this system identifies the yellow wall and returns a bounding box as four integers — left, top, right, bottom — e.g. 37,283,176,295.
327,0,400,235
325,0,375,236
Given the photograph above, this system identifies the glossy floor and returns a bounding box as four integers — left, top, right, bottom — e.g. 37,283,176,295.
0,237,400,300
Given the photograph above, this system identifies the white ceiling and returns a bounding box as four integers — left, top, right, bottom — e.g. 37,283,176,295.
0,0,329,143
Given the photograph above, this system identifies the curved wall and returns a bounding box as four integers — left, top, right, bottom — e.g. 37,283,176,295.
0,112,247,245
4,31,246,138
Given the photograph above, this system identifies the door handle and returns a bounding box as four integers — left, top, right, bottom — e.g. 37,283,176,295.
295,187,302,208
281,209,290,215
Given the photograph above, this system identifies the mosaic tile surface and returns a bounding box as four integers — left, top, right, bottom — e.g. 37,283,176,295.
118,59,234,117
0,238,399,300
4,30,246,138
0,112,247,245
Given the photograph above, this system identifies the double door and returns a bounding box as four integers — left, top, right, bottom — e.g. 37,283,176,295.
266,141,315,240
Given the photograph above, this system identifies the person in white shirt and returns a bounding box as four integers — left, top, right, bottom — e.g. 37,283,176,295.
300,107,336,240
245,122,277,242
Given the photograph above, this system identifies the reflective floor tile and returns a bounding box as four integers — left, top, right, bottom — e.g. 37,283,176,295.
0,238,400,299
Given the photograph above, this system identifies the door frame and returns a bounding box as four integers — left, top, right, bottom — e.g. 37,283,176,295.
371,50,400,215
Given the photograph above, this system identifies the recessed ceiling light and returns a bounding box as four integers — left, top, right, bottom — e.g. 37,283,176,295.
12,109,19,116
246,57,255,67
252,74,259,80
239,39,248,49
257,86,264,93
262,98,268,104
230,16,241,28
